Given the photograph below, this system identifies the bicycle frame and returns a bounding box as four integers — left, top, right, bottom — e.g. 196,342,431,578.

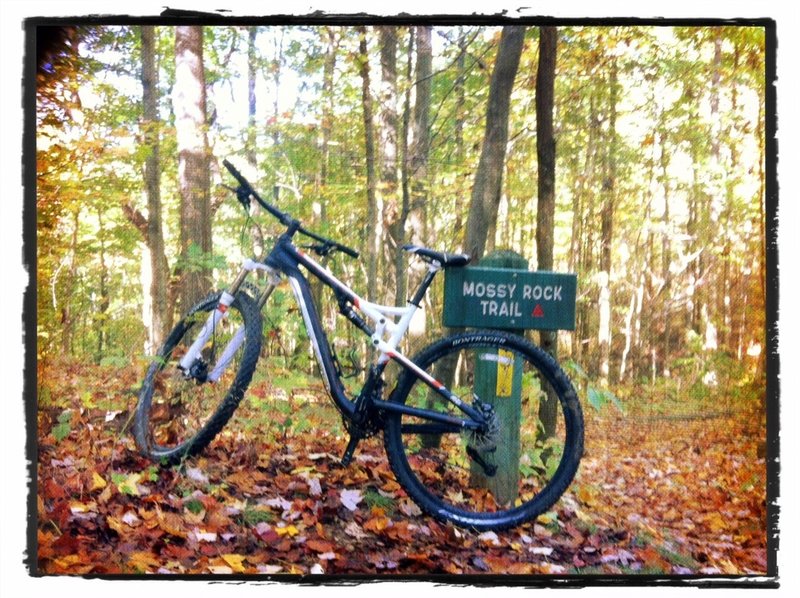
263,231,484,431
177,227,484,433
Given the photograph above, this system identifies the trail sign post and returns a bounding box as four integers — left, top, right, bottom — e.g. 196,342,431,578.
443,250,577,505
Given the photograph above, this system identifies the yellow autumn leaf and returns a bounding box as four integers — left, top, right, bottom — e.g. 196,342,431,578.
91,471,107,491
275,524,299,537
705,512,728,533
106,516,126,535
128,551,161,571
158,510,188,538
53,554,83,570
221,553,247,573
576,484,599,506
69,500,97,514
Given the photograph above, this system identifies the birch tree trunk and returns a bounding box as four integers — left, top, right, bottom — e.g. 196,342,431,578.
174,25,212,311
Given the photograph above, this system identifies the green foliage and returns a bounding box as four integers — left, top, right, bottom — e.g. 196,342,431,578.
52,410,73,442
145,465,159,482
364,488,395,512
240,505,275,526
586,386,625,414
183,498,204,514
564,360,625,414
176,243,227,274
656,543,700,570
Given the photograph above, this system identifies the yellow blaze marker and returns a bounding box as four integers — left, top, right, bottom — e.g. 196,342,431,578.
495,349,514,397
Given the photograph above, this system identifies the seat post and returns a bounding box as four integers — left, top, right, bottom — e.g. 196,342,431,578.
408,265,440,307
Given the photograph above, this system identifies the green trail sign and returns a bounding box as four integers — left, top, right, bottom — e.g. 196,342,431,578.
443,266,577,331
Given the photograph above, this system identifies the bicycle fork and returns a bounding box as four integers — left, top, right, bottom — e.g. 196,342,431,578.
178,259,279,382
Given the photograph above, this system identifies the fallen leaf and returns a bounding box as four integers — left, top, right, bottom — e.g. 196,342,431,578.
399,498,422,518
344,521,368,539
187,467,210,485
306,538,334,553
264,496,292,511
115,473,142,496
121,511,140,527
208,565,233,574
128,551,161,571
194,530,217,542
69,501,97,514
307,477,322,497
221,553,247,573
340,489,362,512
158,511,187,538
90,472,107,491
364,514,391,533
275,524,299,537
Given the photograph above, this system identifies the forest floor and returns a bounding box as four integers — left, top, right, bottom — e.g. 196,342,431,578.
35,361,769,578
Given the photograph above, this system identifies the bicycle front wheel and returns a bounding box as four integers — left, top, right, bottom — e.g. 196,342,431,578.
133,291,262,464
384,331,583,531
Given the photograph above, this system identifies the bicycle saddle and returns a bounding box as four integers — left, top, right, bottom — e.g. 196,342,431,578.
402,244,471,268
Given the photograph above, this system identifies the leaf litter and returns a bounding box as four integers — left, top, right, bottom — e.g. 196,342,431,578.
36,362,768,575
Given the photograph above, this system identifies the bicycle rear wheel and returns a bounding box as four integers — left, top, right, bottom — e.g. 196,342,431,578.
133,291,262,464
384,331,583,531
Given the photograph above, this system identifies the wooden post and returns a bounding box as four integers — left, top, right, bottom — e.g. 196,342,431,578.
469,250,527,505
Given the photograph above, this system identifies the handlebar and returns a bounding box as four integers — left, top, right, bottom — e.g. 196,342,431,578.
222,159,359,259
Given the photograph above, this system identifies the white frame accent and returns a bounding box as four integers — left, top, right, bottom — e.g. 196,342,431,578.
297,251,440,366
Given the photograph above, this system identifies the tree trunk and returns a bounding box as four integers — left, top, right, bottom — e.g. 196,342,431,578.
174,25,212,311
310,27,338,312
428,26,525,448
396,28,414,306
271,28,285,148
535,26,559,438
598,57,617,384
61,207,80,356
246,26,258,165
719,40,740,352
408,26,433,249
245,26,266,261
463,26,526,261
140,25,171,351
358,26,380,299
378,26,401,305
95,208,109,363
571,91,598,362
659,126,672,376
453,29,467,241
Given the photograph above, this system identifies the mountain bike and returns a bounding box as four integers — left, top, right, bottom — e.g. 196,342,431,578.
133,158,584,531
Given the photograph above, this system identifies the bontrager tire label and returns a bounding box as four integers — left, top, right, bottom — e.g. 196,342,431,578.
451,335,507,347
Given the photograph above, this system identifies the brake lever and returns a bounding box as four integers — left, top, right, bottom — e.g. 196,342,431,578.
236,186,252,210
221,183,252,211
300,242,335,257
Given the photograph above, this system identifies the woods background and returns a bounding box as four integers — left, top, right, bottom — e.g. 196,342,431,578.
32,21,771,576
38,23,767,413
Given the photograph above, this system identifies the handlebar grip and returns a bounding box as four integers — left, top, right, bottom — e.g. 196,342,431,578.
340,245,360,259
222,159,250,190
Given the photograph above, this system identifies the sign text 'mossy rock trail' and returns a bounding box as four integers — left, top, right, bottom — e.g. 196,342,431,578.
443,267,577,331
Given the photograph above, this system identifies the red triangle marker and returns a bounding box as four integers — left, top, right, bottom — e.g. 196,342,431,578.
532,304,544,317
